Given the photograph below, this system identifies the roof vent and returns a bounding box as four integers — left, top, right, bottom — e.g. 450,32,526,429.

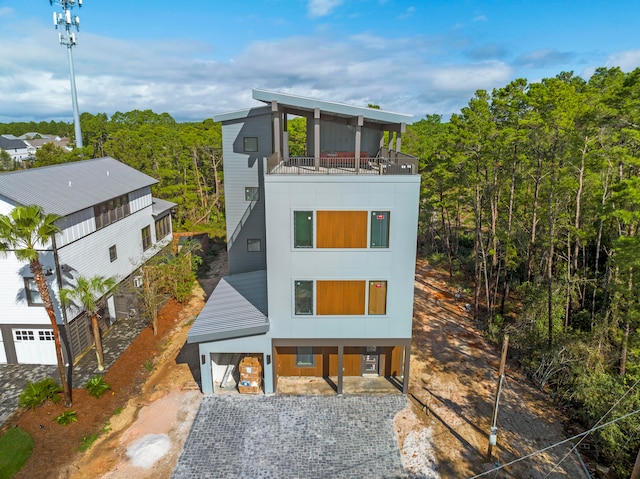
106,170,109,176
68,181,72,187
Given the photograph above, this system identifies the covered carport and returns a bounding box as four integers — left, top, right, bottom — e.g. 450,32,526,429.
187,270,272,394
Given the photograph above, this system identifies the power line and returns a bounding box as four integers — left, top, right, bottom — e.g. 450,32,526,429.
542,375,640,478
467,407,640,479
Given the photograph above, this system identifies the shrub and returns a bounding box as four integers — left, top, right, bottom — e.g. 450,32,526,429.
18,378,62,409
0,427,33,479
78,433,99,452
143,359,154,372
54,410,77,425
84,375,111,398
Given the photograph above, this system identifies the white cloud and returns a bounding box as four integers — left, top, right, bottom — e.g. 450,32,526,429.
307,0,343,18
473,15,488,22
398,7,415,20
606,49,640,71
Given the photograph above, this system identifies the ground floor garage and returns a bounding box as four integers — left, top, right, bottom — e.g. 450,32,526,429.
197,337,411,396
0,325,57,365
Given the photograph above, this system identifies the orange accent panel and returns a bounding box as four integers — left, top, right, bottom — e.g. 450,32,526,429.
317,280,365,315
317,211,367,248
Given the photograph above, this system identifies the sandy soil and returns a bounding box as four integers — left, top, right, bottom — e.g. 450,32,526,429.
402,258,587,478
8,252,588,479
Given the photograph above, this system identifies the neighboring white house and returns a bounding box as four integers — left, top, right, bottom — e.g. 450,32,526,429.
187,89,420,395
0,157,175,365
0,136,30,163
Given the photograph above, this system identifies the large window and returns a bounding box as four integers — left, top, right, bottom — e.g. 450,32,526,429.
141,225,152,251
295,347,315,367
317,280,366,315
24,278,43,306
94,194,130,230
294,280,313,315
155,215,171,240
370,211,390,248
294,211,313,248
317,211,367,248
368,281,388,315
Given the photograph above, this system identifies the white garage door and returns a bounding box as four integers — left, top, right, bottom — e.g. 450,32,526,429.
0,330,6,364
13,329,57,365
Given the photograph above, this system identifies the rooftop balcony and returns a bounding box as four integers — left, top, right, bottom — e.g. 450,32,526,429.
267,148,418,176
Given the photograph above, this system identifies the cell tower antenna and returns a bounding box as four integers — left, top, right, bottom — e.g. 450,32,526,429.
50,0,83,149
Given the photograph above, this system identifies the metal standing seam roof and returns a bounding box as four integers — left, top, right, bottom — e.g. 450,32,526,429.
151,197,176,217
252,88,414,125
0,156,158,217
188,269,269,344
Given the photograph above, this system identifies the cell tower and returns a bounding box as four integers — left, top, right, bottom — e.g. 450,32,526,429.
50,0,83,149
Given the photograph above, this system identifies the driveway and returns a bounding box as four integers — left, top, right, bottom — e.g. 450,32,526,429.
172,394,410,479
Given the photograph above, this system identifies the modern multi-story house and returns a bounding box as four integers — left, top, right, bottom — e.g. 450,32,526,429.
0,157,175,365
188,89,420,395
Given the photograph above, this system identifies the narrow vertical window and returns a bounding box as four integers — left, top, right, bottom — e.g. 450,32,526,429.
109,245,118,262
294,211,313,248
294,280,313,315
370,211,390,248
368,281,388,315
141,225,152,251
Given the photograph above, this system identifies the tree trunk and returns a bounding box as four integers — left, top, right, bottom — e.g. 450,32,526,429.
31,260,72,406
547,159,556,349
527,157,543,283
91,314,105,371
620,320,629,377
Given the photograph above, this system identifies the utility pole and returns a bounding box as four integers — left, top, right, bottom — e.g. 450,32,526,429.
631,445,640,479
50,0,83,149
487,334,509,460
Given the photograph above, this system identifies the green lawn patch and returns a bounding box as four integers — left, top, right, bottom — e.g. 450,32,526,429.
0,427,34,479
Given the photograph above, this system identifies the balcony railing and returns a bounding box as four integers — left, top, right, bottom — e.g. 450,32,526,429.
267,150,418,176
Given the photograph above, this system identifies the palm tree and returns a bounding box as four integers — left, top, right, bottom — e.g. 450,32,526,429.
0,205,72,406
60,275,116,372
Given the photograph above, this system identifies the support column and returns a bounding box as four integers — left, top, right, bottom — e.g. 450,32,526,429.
337,344,344,395
396,123,405,154
402,342,411,394
354,115,363,173
271,100,281,159
282,115,289,162
314,108,321,171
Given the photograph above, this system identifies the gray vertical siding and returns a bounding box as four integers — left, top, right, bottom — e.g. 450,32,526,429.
221,109,271,275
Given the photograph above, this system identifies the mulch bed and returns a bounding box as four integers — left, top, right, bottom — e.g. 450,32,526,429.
7,299,184,479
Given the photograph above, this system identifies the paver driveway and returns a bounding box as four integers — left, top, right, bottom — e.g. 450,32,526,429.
173,394,409,479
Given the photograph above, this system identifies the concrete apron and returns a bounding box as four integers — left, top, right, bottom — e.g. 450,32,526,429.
276,376,403,395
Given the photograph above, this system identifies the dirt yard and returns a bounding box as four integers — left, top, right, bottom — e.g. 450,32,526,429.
404,258,587,478
6,253,588,478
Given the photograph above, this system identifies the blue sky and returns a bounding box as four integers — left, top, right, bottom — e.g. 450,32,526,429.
1,0,639,123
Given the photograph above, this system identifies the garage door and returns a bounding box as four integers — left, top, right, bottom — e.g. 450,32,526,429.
13,329,57,365
0,330,6,364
